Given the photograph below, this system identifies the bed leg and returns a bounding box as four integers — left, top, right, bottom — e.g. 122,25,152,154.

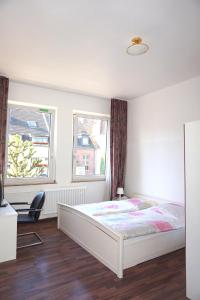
57,204,60,230
117,270,123,279
117,235,123,279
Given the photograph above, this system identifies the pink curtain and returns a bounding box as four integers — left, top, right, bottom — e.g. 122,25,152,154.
0,76,9,186
110,98,127,199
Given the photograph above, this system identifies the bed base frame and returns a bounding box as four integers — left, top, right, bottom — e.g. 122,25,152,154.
57,198,185,278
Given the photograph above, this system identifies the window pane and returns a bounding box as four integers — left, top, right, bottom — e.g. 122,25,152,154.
7,106,52,179
73,115,108,178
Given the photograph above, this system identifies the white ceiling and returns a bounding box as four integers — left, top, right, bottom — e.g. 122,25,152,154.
0,0,200,99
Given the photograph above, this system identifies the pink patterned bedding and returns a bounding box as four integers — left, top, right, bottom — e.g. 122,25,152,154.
75,198,156,216
93,203,185,239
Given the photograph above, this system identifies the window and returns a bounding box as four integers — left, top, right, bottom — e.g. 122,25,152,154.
27,120,37,128
6,103,55,185
72,113,108,181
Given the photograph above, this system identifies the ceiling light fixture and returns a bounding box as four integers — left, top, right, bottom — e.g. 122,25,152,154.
126,37,149,56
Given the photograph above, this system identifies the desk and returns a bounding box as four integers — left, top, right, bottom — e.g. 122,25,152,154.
0,201,17,263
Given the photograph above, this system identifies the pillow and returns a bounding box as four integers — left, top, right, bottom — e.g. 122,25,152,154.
128,198,158,210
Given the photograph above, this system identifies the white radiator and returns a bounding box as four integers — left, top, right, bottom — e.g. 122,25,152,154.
43,186,86,215
5,186,87,218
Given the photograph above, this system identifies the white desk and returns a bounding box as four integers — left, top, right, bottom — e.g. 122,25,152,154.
0,201,17,263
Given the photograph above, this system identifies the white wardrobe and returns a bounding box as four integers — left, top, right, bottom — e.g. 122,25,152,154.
185,120,200,300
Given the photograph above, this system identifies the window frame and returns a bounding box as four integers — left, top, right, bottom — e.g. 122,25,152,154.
72,112,109,182
5,102,56,186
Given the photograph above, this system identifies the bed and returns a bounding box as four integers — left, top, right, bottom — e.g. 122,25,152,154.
57,194,185,278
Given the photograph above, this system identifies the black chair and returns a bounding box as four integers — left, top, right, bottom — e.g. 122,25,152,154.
10,192,45,249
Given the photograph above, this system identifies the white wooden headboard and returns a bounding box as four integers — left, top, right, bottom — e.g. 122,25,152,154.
132,193,181,205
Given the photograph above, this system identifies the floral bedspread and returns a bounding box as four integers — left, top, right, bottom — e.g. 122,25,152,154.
93,203,184,239
75,198,156,216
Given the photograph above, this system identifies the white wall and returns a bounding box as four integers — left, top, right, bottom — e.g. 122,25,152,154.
5,81,110,204
125,76,200,203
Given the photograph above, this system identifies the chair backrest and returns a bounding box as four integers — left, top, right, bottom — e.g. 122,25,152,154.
29,192,45,222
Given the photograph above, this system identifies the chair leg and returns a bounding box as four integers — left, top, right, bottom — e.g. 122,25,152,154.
17,232,43,249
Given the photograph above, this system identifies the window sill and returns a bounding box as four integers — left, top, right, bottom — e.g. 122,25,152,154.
72,178,106,183
5,180,57,187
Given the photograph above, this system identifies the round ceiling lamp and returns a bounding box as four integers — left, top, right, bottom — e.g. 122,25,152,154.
126,37,149,56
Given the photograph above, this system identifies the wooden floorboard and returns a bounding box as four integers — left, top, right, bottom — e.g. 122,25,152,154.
0,219,186,300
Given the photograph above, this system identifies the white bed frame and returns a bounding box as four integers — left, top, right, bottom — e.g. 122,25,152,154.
57,194,185,278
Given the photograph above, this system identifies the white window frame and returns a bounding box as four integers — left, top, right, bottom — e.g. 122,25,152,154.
72,112,109,182
5,102,56,186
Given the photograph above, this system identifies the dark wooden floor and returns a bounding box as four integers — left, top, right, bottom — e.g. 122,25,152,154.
0,219,186,300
